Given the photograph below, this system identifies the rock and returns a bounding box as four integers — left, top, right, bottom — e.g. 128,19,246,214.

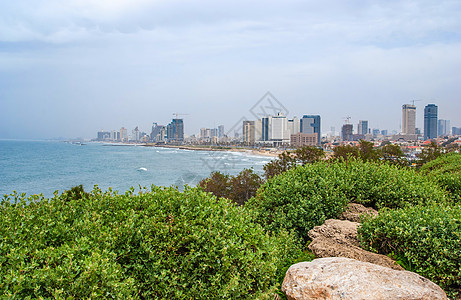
308,219,403,270
282,257,447,300
339,203,378,223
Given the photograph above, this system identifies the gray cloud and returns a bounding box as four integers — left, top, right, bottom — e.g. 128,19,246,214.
1,0,460,139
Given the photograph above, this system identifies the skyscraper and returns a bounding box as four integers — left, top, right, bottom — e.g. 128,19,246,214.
424,104,438,140
167,119,184,142
342,124,353,141
243,121,255,145
357,120,368,136
438,119,450,137
300,115,321,145
402,104,416,135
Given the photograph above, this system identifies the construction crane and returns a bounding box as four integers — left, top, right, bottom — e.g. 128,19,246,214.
343,116,351,124
172,113,189,143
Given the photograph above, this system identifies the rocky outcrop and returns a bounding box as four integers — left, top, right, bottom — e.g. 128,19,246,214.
282,257,448,300
308,219,403,270
339,203,378,222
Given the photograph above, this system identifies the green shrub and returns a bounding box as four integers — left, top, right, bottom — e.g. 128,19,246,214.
247,161,350,243
0,186,301,299
247,160,447,243
420,152,461,202
343,159,447,209
358,203,461,297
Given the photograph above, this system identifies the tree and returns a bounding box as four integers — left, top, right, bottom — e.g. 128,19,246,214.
264,146,325,179
378,144,407,167
229,169,264,206
417,141,443,167
332,144,360,162
198,169,263,206
198,171,231,199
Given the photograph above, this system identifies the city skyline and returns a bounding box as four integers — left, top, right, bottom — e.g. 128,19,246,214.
1,1,461,140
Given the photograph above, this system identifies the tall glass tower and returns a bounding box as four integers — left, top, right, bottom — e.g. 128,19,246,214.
300,115,321,145
424,104,438,140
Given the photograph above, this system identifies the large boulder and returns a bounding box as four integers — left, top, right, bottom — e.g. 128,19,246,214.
282,257,447,300
339,203,378,223
308,219,403,270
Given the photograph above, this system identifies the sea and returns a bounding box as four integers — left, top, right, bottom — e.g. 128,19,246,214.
0,140,272,199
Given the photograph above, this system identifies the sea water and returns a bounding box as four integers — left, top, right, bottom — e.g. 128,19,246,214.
0,140,272,198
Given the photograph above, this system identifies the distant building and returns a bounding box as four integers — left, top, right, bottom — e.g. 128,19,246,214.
453,127,461,136
357,120,368,136
381,130,388,136
120,127,128,142
438,119,450,137
210,128,218,138
372,128,380,137
402,104,416,135
291,132,318,147
151,123,166,142
424,104,438,140
97,130,110,141
300,115,321,145
218,125,224,138
341,124,353,141
261,117,271,141
243,121,255,145
167,119,184,143
270,112,290,145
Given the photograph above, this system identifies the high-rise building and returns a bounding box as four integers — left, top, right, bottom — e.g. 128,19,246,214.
243,121,255,145
97,130,110,141
341,124,353,141
402,104,416,135
261,117,271,141
300,115,321,145
357,120,368,136
167,119,184,142
452,127,461,136
151,123,166,142
424,104,438,140
270,112,290,145
288,117,300,135
438,119,450,137
120,127,128,142
218,125,224,138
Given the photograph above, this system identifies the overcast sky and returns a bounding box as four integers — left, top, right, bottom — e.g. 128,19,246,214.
1,0,460,139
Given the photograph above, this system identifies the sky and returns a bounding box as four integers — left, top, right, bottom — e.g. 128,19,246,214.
1,0,461,139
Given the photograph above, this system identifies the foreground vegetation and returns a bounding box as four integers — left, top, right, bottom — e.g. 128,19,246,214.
1,145,460,298
359,203,461,297
0,187,301,299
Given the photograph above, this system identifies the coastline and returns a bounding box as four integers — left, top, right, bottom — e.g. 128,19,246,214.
142,144,281,157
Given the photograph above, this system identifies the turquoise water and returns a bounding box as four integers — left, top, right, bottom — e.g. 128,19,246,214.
0,140,272,198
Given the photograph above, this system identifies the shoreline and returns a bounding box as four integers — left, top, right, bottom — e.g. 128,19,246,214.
142,144,281,157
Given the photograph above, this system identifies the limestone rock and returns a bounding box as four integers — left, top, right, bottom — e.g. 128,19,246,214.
308,219,403,270
282,257,447,300
339,203,378,223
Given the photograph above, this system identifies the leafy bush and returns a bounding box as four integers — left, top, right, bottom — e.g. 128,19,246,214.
247,160,447,243
419,152,461,202
342,159,448,209
247,162,350,243
0,186,301,299
358,203,461,297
